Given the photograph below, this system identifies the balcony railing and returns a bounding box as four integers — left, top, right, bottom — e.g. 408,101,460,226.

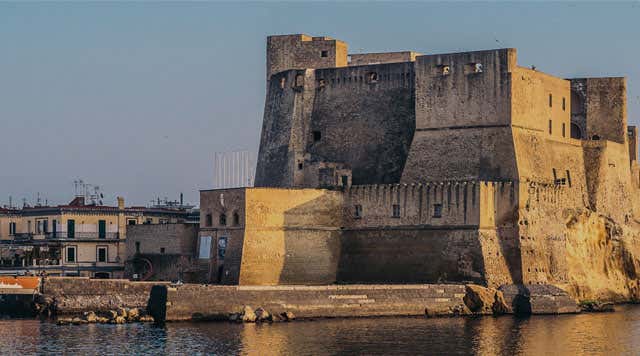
9,232,119,240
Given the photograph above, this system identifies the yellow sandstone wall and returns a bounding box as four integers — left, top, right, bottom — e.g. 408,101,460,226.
238,188,344,285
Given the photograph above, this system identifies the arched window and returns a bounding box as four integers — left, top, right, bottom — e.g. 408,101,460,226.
570,123,582,139
219,213,227,226
233,212,240,226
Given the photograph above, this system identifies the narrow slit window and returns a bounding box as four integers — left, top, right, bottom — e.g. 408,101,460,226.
549,119,553,134
433,204,443,218
354,205,363,219
549,94,553,107
392,204,400,218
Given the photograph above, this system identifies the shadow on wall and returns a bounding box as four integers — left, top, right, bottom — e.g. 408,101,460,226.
276,193,490,285
278,193,343,285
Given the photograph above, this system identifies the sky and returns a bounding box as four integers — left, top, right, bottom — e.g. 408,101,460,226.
1,1,639,207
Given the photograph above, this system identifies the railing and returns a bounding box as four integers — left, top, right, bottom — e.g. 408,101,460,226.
10,232,120,240
48,232,120,239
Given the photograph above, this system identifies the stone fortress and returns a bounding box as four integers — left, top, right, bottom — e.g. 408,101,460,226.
200,34,640,302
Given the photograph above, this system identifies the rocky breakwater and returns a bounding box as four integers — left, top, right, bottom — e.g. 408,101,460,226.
56,307,154,325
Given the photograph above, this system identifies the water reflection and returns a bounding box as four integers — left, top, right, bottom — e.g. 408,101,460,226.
0,305,638,355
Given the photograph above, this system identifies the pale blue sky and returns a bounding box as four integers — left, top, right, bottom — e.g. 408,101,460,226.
1,1,639,206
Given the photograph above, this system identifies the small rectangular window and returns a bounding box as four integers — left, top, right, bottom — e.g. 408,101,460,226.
433,204,443,218
66,246,76,263
160,247,165,254
205,214,212,227
321,50,328,58
135,241,140,254
549,94,553,107
128,219,136,225
199,236,212,259
548,120,553,134
97,247,107,262
392,204,401,218
562,97,566,111
562,123,566,137
313,131,322,142
354,204,363,219
9,222,16,235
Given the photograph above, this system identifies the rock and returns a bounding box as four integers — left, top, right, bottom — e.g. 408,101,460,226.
464,284,507,315
580,301,615,312
281,311,295,321
71,317,85,325
114,316,126,324
139,315,154,323
84,311,97,323
56,317,73,325
499,284,580,315
96,316,110,324
107,310,118,320
254,307,272,322
117,307,128,318
241,306,257,323
492,291,510,314
127,308,141,321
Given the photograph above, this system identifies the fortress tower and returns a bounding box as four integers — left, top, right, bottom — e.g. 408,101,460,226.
203,34,640,301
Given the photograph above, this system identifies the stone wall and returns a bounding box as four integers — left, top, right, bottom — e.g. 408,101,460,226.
161,284,467,321
348,51,420,66
41,277,169,315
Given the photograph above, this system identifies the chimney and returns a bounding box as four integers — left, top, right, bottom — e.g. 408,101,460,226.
180,193,184,206
117,196,125,210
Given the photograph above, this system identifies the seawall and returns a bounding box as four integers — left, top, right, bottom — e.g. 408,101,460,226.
160,284,467,321
40,278,581,321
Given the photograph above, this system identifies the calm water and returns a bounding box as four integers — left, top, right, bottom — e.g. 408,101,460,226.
1,305,640,355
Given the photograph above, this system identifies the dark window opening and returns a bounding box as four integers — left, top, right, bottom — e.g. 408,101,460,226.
67,220,75,239
548,120,552,134
592,135,600,140
313,131,321,142
98,220,106,239
135,242,140,254
205,214,212,227
321,50,328,58
562,123,566,138
298,162,303,170
94,272,109,279
562,97,566,111
354,205,363,219
368,72,378,83
233,212,240,226
392,204,401,218
97,248,107,262
341,175,349,187
219,214,227,226
570,123,582,139
433,204,443,218
128,219,136,226
66,247,76,263
160,247,165,254
549,94,553,107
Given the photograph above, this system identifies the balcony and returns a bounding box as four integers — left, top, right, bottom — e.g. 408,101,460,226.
47,232,120,240
10,232,119,240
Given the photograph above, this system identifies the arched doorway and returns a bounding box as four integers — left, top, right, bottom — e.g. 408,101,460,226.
570,123,583,139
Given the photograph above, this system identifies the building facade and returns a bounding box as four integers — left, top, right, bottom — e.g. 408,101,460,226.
200,34,640,302
0,197,189,278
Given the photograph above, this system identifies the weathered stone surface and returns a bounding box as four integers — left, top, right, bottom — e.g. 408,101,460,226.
579,301,615,313
499,284,580,314
84,311,97,323
241,306,256,323
463,285,509,315
254,307,272,322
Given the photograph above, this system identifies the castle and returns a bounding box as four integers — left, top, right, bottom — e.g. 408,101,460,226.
199,34,640,301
